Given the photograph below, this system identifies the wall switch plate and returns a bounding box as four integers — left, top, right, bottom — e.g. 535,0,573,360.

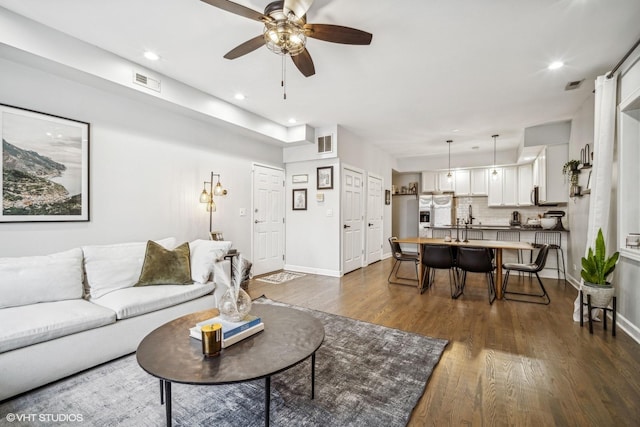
239,208,247,216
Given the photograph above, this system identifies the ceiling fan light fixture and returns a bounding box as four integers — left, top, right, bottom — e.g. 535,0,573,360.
264,20,306,56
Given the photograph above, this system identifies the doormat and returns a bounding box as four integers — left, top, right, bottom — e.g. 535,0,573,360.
256,271,306,284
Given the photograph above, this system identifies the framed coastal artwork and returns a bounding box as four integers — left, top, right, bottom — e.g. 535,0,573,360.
0,104,90,222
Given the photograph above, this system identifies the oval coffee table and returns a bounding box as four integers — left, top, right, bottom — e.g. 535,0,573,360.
136,303,325,426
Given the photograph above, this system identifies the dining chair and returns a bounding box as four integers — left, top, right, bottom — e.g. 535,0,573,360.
502,244,551,305
455,246,496,304
465,230,483,240
533,231,566,284
420,244,457,296
432,228,451,238
497,230,522,263
387,237,420,285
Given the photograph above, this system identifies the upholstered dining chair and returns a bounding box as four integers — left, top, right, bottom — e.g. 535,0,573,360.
387,237,420,285
420,244,457,296
502,244,551,305
455,246,496,304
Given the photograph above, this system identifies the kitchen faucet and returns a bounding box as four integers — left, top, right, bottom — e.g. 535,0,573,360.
467,204,475,224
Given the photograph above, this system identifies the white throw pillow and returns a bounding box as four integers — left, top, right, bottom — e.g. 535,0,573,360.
82,237,176,299
0,248,84,309
189,240,232,283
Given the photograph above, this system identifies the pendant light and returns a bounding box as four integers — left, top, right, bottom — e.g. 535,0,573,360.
491,134,499,180
446,140,453,182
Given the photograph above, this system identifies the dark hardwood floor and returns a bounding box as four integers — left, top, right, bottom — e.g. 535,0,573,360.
247,258,640,426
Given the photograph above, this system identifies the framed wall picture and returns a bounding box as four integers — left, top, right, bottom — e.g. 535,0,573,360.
293,188,307,210
317,166,333,190
292,174,308,184
1,104,90,222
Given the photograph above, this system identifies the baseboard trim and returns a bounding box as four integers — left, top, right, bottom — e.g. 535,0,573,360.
283,265,341,277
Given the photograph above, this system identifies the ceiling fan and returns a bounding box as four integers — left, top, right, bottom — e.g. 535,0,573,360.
201,0,373,78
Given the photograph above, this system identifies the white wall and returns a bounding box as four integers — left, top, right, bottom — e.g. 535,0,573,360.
0,57,282,257
566,92,595,283
284,159,341,275
338,126,395,258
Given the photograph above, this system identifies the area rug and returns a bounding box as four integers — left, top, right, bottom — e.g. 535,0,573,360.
256,270,306,284
0,298,448,426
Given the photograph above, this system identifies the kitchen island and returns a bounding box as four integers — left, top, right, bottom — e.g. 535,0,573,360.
416,225,569,279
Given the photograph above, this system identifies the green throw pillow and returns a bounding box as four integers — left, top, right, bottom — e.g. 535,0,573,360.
135,241,192,286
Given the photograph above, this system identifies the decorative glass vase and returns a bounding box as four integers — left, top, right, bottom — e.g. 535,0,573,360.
219,286,252,322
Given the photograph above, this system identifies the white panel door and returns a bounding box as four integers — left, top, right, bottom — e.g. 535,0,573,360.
252,165,285,276
342,167,363,274
366,174,383,264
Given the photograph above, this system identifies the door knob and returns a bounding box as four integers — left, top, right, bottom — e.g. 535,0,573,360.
343,224,351,229
255,220,265,224
368,223,374,227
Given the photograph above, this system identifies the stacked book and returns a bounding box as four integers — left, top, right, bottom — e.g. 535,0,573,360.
190,314,264,348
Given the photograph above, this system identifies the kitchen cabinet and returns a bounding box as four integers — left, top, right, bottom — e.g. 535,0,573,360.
421,170,454,192
470,168,488,195
488,166,518,206
533,145,569,204
446,169,488,196
421,171,437,192
517,163,533,206
454,170,470,195
437,171,455,192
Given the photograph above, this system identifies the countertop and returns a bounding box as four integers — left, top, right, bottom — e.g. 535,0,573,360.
429,224,570,232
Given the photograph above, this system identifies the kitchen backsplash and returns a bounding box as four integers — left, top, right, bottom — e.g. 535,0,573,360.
454,196,566,226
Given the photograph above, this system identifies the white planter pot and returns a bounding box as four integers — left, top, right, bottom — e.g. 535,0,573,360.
582,281,615,308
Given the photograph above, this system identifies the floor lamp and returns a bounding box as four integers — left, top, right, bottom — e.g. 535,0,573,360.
199,172,227,232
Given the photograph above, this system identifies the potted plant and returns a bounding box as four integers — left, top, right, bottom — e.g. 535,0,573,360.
562,159,581,196
581,228,620,307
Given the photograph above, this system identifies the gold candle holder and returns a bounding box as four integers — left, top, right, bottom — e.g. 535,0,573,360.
201,323,222,357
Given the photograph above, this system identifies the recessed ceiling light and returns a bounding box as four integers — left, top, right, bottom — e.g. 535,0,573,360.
234,93,246,100
548,61,564,70
452,129,460,133
288,118,297,124
143,51,160,61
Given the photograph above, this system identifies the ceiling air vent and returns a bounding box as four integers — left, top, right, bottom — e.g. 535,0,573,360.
317,135,332,153
133,70,161,92
565,79,584,91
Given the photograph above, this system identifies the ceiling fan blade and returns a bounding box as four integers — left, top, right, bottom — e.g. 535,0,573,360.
224,35,266,59
304,24,372,45
291,48,315,77
283,0,314,18
200,0,271,22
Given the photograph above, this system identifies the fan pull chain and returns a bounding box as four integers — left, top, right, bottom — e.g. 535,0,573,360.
281,55,287,100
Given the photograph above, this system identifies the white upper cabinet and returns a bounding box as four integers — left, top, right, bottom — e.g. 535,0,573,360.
437,171,455,192
488,166,518,206
421,171,437,192
502,166,519,206
488,168,503,206
517,163,533,206
533,144,568,204
454,170,471,195
470,168,488,196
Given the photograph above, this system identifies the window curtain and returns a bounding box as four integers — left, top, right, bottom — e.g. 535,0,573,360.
573,74,618,322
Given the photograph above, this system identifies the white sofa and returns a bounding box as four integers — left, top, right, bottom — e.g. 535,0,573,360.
0,238,232,401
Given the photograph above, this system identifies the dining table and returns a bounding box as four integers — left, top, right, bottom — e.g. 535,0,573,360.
395,237,534,300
